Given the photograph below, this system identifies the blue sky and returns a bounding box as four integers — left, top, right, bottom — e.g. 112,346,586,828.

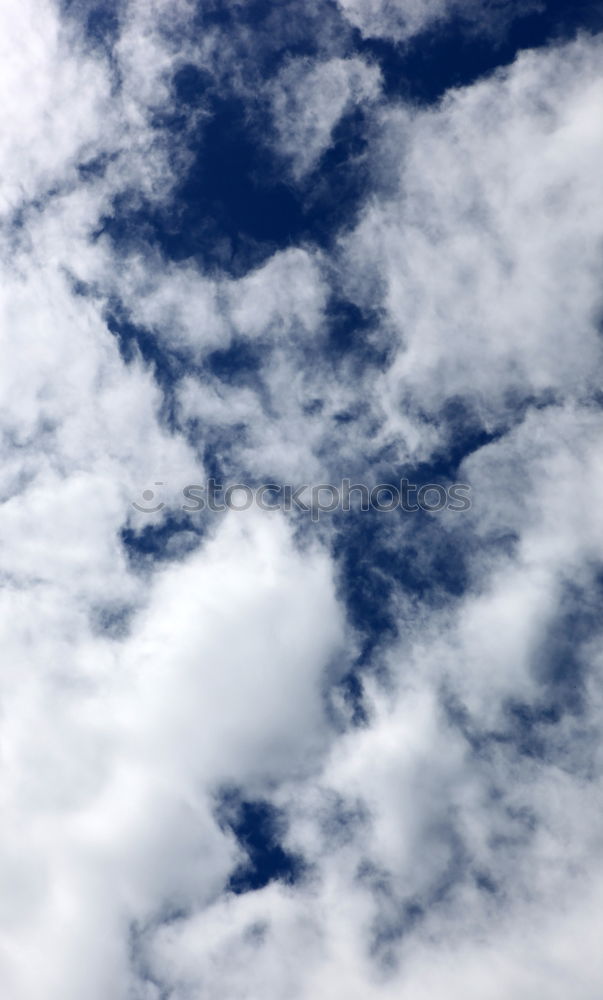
2,1,603,997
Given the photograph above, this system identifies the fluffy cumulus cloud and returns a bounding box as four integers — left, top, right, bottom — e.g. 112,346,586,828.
2,1,603,998
344,38,603,453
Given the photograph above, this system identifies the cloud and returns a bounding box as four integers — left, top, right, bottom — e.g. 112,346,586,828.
335,0,544,43
336,0,449,42
0,0,110,214
268,56,382,180
2,2,603,999
1,508,346,1000
339,36,603,457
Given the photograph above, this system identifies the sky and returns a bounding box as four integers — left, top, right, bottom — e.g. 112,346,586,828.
1,1,603,998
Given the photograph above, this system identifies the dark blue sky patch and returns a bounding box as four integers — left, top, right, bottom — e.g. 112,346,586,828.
183,95,299,245
295,103,374,247
324,297,374,354
172,63,213,106
85,3,120,45
97,88,374,278
121,513,204,566
332,506,472,663
174,95,371,272
216,791,307,894
327,509,471,707
321,294,390,370
333,513,400,654
206,338,265,388
144,94,306,276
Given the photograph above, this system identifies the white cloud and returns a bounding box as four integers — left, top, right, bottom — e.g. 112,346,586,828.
339,37,603,458
0,0,110,215
336,0,449,42
335,0,544,43
0,509,346,1000
268,57,382,180
1,3,603,999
